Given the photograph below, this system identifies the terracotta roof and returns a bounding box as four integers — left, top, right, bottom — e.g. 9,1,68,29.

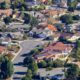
35,42,72,61
45,9,66,16
47,24,57,31
47,18,59,24
0,9,12,16
44,42,72,53
0,46,5,53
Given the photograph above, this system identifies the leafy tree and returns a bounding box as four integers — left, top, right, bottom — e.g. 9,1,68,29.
22,69,33,80
0,56,14,79
24,13,31,24
72,40,80,61
0,1,7,9
60,14,73,24
65,64,79,79
21,0,25,4
73,15,80,20
53,59,64,67
20,6,25,11
67,0,78,12
30,17,39,27
23,56,34,66
46,59,53,67
30,48,40,55
3,17,12,25
38,60,47,68
28,61,38,75
77,0,80,2
22,73,32,80
27,69,32,78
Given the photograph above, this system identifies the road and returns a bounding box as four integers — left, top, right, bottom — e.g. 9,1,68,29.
13,40,44,80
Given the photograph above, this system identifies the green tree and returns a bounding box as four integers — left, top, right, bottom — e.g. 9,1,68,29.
30,17,39,27
22,74,32,80
77,0,80,2
28,61,38,75
0,1,7,9
24,13,31,24
30,48,40,55
27,69,32,78
68,0,78,11
20,6,25,11
0,56,14,79
65,64,79,79
73,15,80,20
3,16,12,25
21,0,25,4
23,56,35,66
38,60,47,68
22,69,33,80
46,59,53,67
60,14,73,24
72,40,80,61
53,59,64,67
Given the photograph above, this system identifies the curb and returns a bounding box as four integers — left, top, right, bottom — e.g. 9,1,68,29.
11,45,22,62
11,45,22,80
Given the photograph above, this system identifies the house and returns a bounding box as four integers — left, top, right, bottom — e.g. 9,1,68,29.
60,32,74,41
35,42,72,62
30,24,57,38
68,32,80,42
43,32,60,42
43,24,57,36
0,9,12,16
10,32,24,40
60,32,80,42
0,38,11,45
0,46,6,55
65,24,77,32
47,17,61,24
37,68,65,80
41,9,66,18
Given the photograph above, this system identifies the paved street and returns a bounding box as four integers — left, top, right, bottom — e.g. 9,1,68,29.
13,40,43,80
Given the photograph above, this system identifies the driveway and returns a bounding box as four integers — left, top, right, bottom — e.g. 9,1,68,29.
13,40,43,80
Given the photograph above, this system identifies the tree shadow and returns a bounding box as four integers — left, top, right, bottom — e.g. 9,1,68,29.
14,72,27,75
14,62,23,66
21,52,31,57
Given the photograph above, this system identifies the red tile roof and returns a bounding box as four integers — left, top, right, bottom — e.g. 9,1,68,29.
47,24,57,31
0,9,12,16
35,42,72,61
0,46,5,53
43,42,72,53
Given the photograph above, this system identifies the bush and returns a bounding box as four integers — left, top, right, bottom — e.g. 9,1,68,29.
3,17,12,24
60,14,73,24
23,56,35,66
73,15,80,20
38,61,47,68
46,67,53,71
53,59,64,67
